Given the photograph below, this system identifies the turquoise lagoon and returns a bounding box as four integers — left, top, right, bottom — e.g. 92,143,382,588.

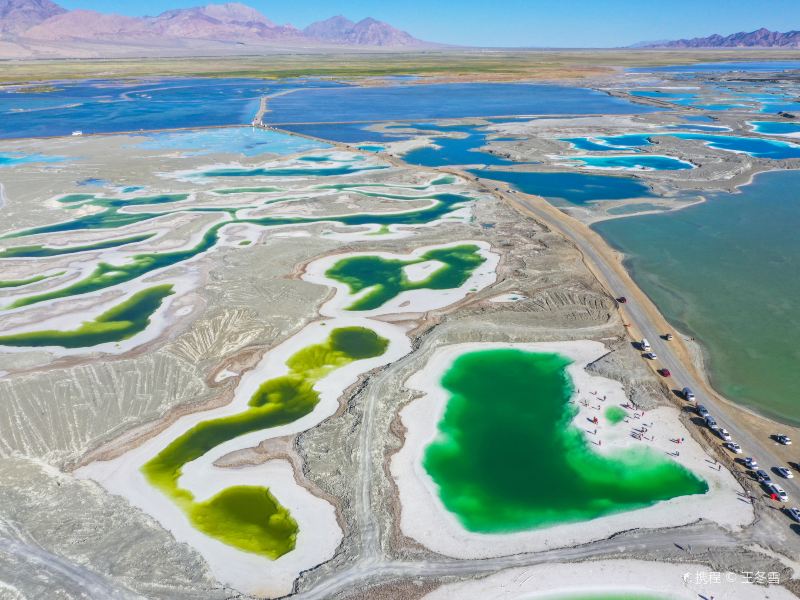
133,127,329,156
0,153,63,167
0,77,348,139
562,132,800,159
266,83,660,125
469,171,656,206
594,170,800,425
749,121,800,136
563,155,693,171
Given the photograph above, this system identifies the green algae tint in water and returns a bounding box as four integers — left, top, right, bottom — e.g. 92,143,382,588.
0,285,174,348
605,406,628,425
325,244,485,310
142,326,389,559
423,350,707,532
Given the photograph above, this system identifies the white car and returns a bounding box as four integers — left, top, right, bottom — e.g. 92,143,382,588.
643,352,657,360
744,457,758,469
725,442,742,454
769,483,789,503
776,467,794,479
717,428,732,442
776,435,792,445
787,507,800,523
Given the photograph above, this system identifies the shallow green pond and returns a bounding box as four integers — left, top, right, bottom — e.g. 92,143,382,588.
0,284,174,348
141,326,389,558
423,349,707,532
325,244,486,310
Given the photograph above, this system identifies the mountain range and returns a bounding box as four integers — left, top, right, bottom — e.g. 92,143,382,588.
638,28,800,48
0,0,431,57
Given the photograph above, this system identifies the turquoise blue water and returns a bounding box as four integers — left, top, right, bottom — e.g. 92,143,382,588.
470,170,655,205
264,83,661,125
562,134,653,151
133,127,329,156
594,170,800,425
673,133,800,159
357,145,385,152
628,90,747,111
565,155,694,171
402,122,518,168
0,153,63,167
280,122,406,143
0,78,348,139
629,61,800,73
749,121,800,136
562,132,800,159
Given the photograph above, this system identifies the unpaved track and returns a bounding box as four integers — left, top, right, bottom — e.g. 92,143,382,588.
295,525,737,599
0,538,141,599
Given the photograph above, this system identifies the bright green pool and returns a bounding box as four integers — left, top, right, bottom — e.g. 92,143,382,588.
324,244,486,310
423,349,707,532
141,326,389,559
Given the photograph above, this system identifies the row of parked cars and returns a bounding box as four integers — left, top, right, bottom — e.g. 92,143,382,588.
694,405,799,520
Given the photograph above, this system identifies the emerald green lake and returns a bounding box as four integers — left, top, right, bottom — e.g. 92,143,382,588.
594,170,800,425
141,326,389,558
325,244,486,310
0,285,174,348
423,349,706,532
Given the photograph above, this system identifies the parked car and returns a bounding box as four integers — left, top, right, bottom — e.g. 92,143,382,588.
786,507,800,523
756,469,772,484
696,405,709,418
658,368,671,377
616,297,627,304
717,428,732,442
726,441,742,454
776,467,794,479
768,483,789,503
643,352,657,360
776,435,792,445
682,387,695,402
744,457,758,470
664,333,674,341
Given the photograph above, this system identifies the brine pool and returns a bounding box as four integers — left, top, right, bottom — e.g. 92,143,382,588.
423,348,706,532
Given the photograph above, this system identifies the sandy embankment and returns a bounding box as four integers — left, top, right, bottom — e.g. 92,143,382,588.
391,340,752,559
421,559,794,599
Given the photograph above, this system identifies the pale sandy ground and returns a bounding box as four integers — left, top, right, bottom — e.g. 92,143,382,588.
489,291,527,303
391,341,752,559
489,116,654,135
421,559,795,600
76,316,413,598
303,241,499,319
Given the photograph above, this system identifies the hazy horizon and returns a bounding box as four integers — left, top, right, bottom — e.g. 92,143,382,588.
53,0,800,48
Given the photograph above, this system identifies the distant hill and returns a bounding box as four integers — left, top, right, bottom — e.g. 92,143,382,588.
637,28,800,48
0,0,63,33
303,15,421,47
0,0,434,57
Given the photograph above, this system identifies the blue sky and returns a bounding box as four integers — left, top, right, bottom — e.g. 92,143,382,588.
57,0,800,47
